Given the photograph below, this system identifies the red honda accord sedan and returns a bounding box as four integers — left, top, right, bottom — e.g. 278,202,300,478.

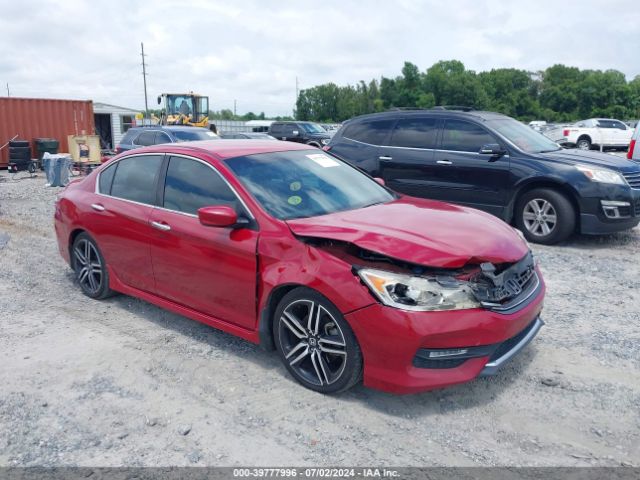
54,140,545,394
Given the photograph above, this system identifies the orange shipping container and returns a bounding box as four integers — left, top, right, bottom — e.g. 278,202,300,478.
0,97,95,167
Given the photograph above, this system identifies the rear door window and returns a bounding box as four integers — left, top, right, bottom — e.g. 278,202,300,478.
136,131,157,146
389,118,438,149
441,120,495,153
155,132,172,144
120,130,139,145
110,155,163,205
163,156,237,215
342,119,394,145
270,123,284,136
282,124,297,136
98,163,117,194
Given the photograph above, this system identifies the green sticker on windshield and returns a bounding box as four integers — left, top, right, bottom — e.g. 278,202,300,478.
289,181,301,191
288,195,302,206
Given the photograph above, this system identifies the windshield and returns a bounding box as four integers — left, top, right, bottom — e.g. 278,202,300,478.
299,123,327,134
486,119,561,153
225,150,395,220
172,130,218,142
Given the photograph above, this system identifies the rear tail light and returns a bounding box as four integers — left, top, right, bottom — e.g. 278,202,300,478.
628,139,636,159
115,147,123,154
563,129,569,137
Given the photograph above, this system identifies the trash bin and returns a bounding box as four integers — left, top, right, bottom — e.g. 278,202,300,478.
42,152,71,187
34,138,60,167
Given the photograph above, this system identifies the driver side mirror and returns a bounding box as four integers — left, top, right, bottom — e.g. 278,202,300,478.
198,205,238,228
479,143,506,157
157,96,162,105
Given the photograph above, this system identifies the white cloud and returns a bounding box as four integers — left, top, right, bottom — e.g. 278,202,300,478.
0,0,638,116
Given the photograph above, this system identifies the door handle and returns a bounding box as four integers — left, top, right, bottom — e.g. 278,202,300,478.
150,221,171,232
379,156,393,161
91,203,105,212
437,160,453,165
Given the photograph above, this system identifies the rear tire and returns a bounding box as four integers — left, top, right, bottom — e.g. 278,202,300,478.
576,137,591,150
71,233,115,299
516,188,575,245
273,287,362,394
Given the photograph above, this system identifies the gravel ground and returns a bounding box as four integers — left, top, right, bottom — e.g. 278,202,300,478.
0,172,639,467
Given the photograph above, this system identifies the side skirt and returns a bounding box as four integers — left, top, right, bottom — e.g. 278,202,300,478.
107,266,260,344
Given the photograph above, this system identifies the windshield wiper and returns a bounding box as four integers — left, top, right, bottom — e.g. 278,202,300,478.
537,148,561,153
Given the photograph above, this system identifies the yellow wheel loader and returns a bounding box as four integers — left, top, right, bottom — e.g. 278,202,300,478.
157,93,209,128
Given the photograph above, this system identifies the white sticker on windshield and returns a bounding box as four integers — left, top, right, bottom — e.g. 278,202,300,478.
306,153,340,168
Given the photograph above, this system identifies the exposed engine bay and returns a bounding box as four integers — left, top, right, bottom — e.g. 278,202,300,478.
302,237,537,309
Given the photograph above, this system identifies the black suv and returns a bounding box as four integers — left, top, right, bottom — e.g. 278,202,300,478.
268,121,331,148
326,109,640,244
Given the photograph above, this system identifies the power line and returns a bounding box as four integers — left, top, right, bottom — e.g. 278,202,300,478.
141,42,149,117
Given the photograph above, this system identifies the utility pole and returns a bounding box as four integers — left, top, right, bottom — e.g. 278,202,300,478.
295,76,299,118
6,83,9,97
234,99,237,117
141,42,149,119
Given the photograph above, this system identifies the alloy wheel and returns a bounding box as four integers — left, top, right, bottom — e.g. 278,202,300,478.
577,140,590,150
522,198,557,237
278,299,347,387
73,238,103,295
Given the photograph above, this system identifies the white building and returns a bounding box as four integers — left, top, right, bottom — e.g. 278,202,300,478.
93,102,140,150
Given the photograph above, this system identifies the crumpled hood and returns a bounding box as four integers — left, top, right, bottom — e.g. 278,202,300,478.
286,197,529,268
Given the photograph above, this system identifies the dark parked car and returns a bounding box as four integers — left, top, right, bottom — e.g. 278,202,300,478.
54,140,543,394
268,121,331,148
116,126,217,153
219,132,277,140
326,109,640,244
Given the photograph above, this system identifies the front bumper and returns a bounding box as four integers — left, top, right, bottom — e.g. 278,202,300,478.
578,183,640,234
344,269,545,394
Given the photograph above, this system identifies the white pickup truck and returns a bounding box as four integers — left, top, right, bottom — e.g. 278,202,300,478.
545,118,634,150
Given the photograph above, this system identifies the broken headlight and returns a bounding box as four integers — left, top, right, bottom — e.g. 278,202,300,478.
357,268,481,312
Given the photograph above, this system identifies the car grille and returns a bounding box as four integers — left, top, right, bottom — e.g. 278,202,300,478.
635,199,640,216
623,171,640,189
469,251,537,309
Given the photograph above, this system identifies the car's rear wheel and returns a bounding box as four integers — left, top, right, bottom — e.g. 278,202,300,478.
273,287,362,393
576,137,591,150
516,188,575,244
71,233,114,299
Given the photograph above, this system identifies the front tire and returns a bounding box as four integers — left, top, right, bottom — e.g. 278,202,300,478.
273,287,362,394
516,188,575,244
71,233,114,299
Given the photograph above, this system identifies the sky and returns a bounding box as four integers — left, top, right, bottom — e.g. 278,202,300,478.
0,0,638,117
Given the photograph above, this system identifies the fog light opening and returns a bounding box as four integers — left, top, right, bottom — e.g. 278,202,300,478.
601,200,630,219
428,348,469,359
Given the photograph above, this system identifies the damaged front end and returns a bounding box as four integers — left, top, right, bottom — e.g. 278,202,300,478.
302,237,539,313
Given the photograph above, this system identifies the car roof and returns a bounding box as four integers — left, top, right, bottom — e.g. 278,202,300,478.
346,109,511,123
128,125,210,132
125,139,316,160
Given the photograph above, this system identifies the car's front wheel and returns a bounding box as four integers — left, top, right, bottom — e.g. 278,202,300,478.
515,188,576,244
71,232,114,299
273,287,362,393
